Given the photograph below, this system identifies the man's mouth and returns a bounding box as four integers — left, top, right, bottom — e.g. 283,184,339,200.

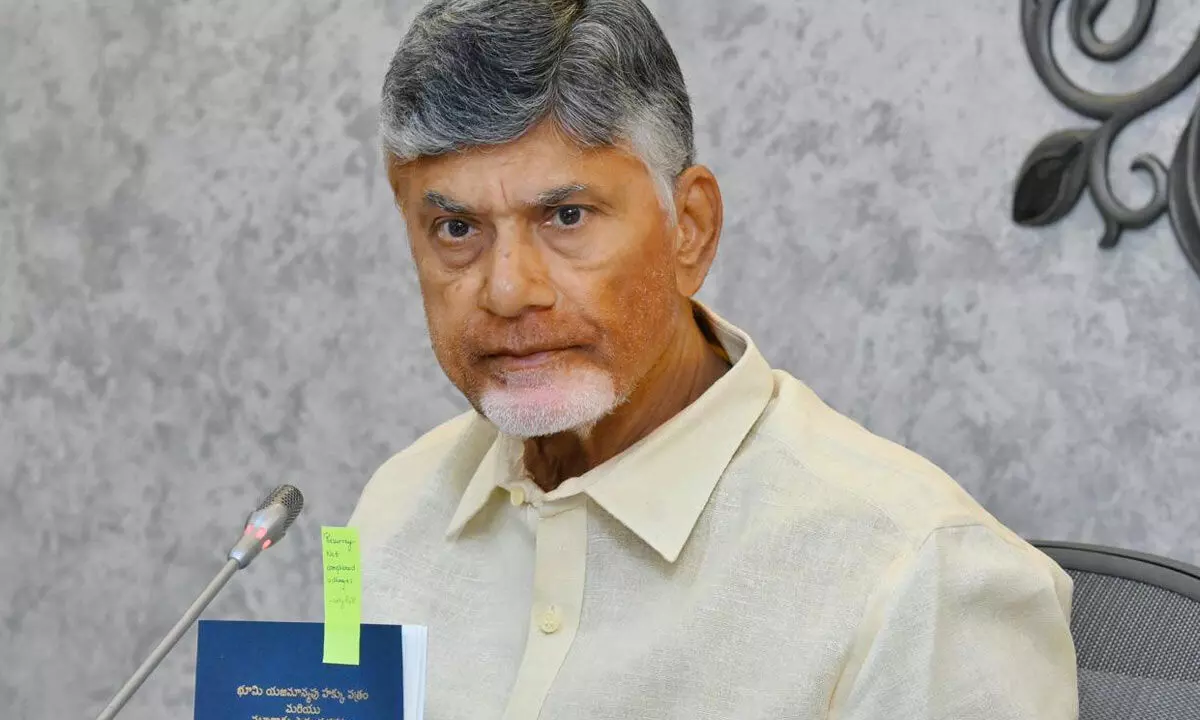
484,346,579,372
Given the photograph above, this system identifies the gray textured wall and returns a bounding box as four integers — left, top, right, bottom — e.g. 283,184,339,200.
4,1,1200,718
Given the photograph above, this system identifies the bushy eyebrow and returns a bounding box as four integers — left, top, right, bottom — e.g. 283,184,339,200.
423,190,472,214
525,184,588,207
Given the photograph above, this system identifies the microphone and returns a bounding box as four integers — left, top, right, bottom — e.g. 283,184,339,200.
227,484,306,568
94,484,305,720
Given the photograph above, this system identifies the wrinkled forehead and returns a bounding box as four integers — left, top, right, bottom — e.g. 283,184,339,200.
387,123,649,214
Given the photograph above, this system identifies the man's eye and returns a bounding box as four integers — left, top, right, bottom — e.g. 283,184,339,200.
436,219,474,241
550,206,586,228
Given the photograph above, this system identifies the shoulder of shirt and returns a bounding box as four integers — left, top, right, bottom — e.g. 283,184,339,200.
347,409,495,528
750,369,1059,571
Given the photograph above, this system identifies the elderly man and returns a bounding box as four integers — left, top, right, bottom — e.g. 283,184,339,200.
349,0,1078,718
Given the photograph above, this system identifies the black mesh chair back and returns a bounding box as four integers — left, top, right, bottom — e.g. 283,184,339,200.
1033,541,1200,719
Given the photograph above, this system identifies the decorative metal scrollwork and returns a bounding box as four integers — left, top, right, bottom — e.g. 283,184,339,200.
1012,0,1200,280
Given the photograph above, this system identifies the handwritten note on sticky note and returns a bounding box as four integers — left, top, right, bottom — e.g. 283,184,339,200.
322,526,362,665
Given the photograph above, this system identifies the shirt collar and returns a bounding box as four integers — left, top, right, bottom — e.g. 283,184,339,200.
445,301,777,562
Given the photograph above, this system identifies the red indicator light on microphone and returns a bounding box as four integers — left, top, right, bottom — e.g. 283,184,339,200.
262,539,272,550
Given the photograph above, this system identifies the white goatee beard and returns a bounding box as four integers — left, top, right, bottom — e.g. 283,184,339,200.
479,367,622,438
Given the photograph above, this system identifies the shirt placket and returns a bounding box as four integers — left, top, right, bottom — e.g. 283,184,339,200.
501,493,588,720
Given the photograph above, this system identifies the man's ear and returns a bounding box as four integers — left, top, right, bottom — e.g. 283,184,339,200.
671,165,723,297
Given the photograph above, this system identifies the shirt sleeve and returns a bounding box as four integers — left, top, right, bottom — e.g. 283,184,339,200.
830,523,1079,720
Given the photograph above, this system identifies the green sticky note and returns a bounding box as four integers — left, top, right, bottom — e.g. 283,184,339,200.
321,526,362,665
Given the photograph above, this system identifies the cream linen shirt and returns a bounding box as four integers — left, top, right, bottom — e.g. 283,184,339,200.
349,304,1079,720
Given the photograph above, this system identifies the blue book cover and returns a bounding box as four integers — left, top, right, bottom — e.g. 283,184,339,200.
195,620,404,720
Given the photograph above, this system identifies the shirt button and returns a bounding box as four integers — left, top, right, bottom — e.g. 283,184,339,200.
508,486,526,506
538,605,562,634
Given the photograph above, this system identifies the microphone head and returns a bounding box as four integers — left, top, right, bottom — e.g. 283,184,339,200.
228,484,306,568
257,484,305,531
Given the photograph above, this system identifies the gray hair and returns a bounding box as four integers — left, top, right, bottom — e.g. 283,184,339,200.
379,0,695,216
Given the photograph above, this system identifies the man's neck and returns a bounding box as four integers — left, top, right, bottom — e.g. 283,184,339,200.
522,305,731,492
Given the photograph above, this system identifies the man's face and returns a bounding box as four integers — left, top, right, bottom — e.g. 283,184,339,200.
389,122,686,437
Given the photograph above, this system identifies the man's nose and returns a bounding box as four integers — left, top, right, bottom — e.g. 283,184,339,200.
478,228,557,318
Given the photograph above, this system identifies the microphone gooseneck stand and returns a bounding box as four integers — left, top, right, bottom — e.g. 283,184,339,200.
91,482,305,720
94,559,241,720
